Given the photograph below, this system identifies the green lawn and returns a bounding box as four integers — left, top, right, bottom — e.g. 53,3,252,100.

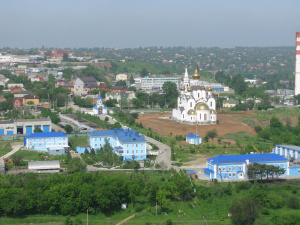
0,140,22,157
9,150,50,161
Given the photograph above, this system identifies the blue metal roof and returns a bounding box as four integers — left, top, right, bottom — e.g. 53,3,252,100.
207,153,288,164
25,132,67,138
186,170,197,174
89,128,146,143
276,145,300,152
186,133,201,138
114,146,123,150
203,168,214,173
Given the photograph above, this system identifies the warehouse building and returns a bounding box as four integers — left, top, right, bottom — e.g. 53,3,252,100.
273,145,300,160
0,118,52,136
24,132,69,151
28,160,61,173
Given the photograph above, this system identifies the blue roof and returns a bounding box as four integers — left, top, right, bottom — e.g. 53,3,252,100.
98,94,102,100
186,170,197,174
25,132,67,138
207,153,288,164
203,168,214,173
114,146,123,150
276,145,300,152
89,128,146,143
186,133,201,138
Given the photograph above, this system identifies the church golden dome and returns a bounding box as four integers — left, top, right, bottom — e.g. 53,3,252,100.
210,109,216,114
188,109,196,115
195,102,209,110
208,85,212,91
187,86,192,92
193,68,200,80
181,85,185,91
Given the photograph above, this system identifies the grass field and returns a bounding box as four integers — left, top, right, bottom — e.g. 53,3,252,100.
9,150,50,161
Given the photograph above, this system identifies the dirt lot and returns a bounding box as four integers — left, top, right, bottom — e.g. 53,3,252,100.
136,111,257,137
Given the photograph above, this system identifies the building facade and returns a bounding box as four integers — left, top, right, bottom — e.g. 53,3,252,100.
172,66,217,125
186,133,202,145
89,128,147,160
141,75,181,90
273,145,300,160
204,153,289,180
24,132,69,151
0,118,52,136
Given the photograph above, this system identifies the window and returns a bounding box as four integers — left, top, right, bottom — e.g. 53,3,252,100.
132,144,134,147
141,150,143,153
218,168,221,171
229,173,232,177
283,164,285,168
127,150,129,154
233,167,236,171
232,173,236,176
228,167,232,171
56,150,59,152
132,150,134,154
95,144,97,147
238,167,242,171
222,167,226,171
127,144,129,147
100,138,102,141
136,150,138,153
298,169,300,173
136,144,138,147
190,102,192,107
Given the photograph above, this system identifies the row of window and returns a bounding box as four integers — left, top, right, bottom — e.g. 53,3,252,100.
219,166,242,171
127,150,144,154
29,142,66,147
30,138,66,141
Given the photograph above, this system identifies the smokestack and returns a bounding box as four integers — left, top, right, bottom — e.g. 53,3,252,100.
295,32,300,96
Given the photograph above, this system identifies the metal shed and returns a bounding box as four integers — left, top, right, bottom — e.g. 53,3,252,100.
28,160,60,173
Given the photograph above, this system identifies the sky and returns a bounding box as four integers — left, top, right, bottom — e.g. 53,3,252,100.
1,0,300,49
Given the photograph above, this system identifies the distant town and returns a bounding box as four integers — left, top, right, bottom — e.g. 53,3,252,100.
0,38,300,224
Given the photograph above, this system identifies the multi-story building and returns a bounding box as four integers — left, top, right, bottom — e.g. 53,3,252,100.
141,75,181,90
24,132,69,151
273,145,300,160
204,153,289,180
89,128,147,160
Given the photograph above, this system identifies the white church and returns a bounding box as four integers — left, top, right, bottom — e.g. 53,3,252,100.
172,66,217,125
87,94,108,115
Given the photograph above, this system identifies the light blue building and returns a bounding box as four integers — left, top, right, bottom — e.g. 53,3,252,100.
273,145,300,160
204,153,289,180
89,128,147,160
186,133,202,145
24,132,69,151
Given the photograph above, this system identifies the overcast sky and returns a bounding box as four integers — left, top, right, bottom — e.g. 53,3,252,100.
1,0,300,49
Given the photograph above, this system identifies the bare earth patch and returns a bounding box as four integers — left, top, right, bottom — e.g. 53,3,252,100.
136,111,256,137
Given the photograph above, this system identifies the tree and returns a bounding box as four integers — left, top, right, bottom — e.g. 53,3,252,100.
64,124,73,134
127,86,136,92
11,153,23,166
67,158,86,173
162,81,179,105
232,74,248,95
63,53,69,62
270,117,283,129
34,127,43,133
115,80,127,87
140,68,149,77
229,197,261,225
258,129,271,140
206,129,218,141
129,74,135,84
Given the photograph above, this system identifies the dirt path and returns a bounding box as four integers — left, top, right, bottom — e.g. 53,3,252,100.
116,214,135,225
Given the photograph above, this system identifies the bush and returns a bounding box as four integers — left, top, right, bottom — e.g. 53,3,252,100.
286,196,300,209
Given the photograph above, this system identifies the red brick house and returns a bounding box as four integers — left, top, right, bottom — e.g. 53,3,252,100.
13,98,23,108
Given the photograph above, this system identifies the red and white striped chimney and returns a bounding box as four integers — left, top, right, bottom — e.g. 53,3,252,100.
295,32,300,96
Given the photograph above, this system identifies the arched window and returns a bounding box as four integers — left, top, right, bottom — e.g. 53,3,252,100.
198,93,200,98
210,102,212,107
204,114,207,120
183,114,184,119
200,114,201,120
190,102,192,107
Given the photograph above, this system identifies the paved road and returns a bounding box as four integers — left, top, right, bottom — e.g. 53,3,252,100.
2,144,23,158
145,136,172,170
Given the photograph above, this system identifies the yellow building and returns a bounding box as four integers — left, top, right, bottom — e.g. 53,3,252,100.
23,95,40,105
